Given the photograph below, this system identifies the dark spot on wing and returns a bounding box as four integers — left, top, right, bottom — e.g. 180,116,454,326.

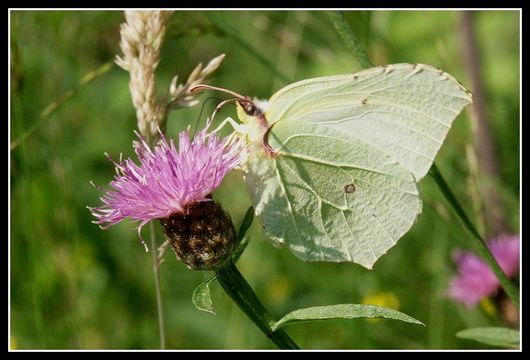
412,63,418,70
344,183,355,193
362,98,368,106
353,75,358,80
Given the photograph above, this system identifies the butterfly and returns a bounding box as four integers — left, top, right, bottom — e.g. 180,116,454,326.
192,63,472,269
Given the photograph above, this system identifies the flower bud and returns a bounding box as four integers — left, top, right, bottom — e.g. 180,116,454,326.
160,200,236,270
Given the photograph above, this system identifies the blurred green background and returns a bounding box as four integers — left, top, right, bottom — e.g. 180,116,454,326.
10,10,520,349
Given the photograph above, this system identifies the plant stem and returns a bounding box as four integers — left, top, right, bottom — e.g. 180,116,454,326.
429,164,519,308
208,13,291,84
460,11,506,235
216,262,299,349
10,60,114,151
149,221,166,349
326,11,373,69
327,11,520,309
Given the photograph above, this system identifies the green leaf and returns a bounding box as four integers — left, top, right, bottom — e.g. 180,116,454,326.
456,327,520,348
240,63,472,268
231,207,254,263
271,304,424,331
232,236,249,264
327,11,373,69
341,11,372,51
237,206,255,242
192,279,215,315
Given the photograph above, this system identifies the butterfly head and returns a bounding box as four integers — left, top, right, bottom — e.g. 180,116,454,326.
190,84,276,156
236,98,269,125
240,100,258,117
239,98,269,117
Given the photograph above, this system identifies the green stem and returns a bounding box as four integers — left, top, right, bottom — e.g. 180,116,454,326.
326,11,373,69
208,13,291,84
147,132,166,349
327,11,520,309
149,221,166,349
10,60,114,151
216,262,299,349
429,164,519,308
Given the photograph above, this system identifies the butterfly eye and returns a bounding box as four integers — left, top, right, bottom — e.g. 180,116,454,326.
242,102,257,116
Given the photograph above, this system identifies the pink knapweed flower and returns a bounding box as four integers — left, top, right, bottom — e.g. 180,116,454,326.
447,234,520,307
88,122,244,249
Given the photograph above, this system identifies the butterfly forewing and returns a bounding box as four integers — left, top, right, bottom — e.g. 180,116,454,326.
265,63,472,180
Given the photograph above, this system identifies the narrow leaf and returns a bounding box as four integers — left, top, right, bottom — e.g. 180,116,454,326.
11,60,114,151
456,327,519,348
430,165,520,308
326,11,373,69
207,13,290,84
192,280,215,315
231,207,254,263
272,304,424,331
237,206,255,242
232,236,249,264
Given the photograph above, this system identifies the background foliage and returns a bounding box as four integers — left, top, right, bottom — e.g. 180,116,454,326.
10,10,519,349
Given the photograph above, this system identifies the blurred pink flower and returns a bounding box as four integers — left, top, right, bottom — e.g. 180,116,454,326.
88,121,244,248
448,234,520,307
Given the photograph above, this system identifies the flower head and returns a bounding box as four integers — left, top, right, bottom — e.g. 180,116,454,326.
447,234,520,307
88,121,244,249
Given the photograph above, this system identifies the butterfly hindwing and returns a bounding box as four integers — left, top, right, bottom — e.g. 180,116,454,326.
245,121,421,269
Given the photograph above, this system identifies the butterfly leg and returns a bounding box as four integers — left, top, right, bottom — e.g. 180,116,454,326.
210,116,247,136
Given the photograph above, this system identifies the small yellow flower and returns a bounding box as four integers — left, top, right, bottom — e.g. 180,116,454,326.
480,298,497,317
266,276,292,305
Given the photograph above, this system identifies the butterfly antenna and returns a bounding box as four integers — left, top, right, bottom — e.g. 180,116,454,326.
193,96,223,138
190,84,250,103
213,98,238,117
